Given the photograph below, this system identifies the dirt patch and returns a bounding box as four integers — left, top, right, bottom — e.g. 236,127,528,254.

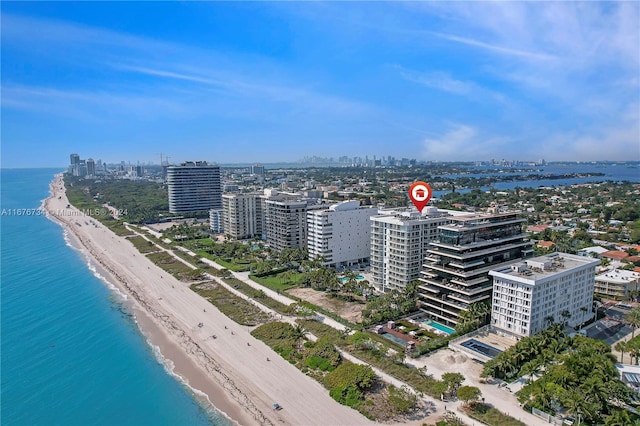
288,287,366,323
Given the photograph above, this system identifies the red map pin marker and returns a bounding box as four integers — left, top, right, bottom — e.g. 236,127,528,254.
409,181,432,214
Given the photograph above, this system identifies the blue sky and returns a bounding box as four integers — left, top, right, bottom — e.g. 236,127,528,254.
2,1,639,167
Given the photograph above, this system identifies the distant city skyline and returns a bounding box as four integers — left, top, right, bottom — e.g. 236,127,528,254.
2,2,639,168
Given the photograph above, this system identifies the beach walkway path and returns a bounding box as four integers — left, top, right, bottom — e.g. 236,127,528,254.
124,224,541,426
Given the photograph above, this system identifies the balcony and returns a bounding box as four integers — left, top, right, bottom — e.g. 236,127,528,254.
419,299,461,316
418,284,440,294
451,276,489,287
449,292,491,305
448,259,486,269
429,235,530,255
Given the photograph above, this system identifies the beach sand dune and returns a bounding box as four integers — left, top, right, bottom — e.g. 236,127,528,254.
45,174,372,426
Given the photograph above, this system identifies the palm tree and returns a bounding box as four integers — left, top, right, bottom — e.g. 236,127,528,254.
626,338,640,365
291,323,306,348
544,315,555,327
624,307,640,338
469,302,491,326
604,409,632,426
493,356,518,380
614,341,628,363
580,306,589,329
563,388,598,422
560,310,572,326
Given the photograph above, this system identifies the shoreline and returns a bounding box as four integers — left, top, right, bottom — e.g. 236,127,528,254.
43,175,264,426
43,173,373,426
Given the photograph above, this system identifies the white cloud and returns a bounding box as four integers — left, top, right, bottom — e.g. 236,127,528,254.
399,68,475,95
422,124,511,161
396,66,508,105
429,31,557,62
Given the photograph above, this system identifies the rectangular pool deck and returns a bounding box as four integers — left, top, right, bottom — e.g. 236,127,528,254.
449,329,517,362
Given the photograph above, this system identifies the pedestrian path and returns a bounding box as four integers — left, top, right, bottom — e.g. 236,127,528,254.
124,228,540,425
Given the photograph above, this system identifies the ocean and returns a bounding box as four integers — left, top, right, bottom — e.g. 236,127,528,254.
0,169,229,426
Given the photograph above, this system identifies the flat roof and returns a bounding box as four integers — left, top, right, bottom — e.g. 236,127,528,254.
490,253,600,283
596,269,640,283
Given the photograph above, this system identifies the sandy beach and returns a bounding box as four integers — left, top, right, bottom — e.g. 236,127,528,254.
44,173,373,426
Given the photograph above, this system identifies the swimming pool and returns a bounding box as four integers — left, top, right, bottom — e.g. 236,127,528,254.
339,275,365,282
422,320,455,335
382,333,409,347
460,339,502,359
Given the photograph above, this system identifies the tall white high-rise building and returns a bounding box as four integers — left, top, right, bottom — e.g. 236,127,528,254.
209,209,223,233
167,161,221,214
264,197,309,252
222,193,262,239
489,253,600,338
370,207,457,293
307,200,378,268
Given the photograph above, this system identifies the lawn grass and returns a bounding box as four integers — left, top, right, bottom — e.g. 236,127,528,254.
465,403,527,426
126,236,159,253
248,272,302,292
190,282,272,326
196,253,249,272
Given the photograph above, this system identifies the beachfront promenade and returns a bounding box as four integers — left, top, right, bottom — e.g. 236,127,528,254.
45,174,373,426
127,224,546,426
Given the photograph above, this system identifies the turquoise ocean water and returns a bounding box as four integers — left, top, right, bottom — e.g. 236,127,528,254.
1,169,229,426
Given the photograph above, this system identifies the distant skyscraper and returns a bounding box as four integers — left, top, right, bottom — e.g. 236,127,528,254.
68,153,89,177
86,158,96,176
167,161,222,214
251,164,265,175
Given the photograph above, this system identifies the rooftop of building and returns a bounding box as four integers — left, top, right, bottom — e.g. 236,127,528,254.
489,252,600,282
371,206,467,224
537,241,556,248
170,161,218,168
596,269,640,283
527,224,551,233
601,250,630,260
439,209,525,230
578,246,610,255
